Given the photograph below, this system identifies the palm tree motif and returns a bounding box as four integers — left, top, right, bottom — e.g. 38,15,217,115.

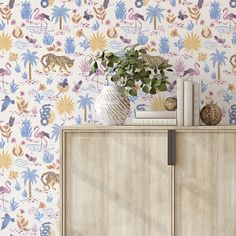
22,167,39,199
146,5,164,30
78,93,94,122
21,50,38,81
210,49,227,81
51,5,70,31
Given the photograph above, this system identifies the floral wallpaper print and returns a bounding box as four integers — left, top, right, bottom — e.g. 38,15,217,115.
0,0,235,235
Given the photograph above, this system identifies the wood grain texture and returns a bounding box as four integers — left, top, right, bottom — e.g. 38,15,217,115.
62,130,172,236
175,132,236,236
62,125,236,132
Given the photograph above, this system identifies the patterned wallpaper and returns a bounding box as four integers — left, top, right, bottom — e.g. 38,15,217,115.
0,0,236,234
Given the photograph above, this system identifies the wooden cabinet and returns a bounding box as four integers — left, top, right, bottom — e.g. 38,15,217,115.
61,128,172,236
61,126,236,236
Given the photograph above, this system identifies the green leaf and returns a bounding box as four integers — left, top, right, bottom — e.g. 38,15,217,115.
142,85,149,94
126,79,135,87
154,79,161,87
129,88,137,96
142,77,151,84
150,87,157,94
90,62,98,73
158,84,167,91
117,68,126,76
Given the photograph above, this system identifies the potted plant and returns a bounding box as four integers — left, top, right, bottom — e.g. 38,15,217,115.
89,46,173,125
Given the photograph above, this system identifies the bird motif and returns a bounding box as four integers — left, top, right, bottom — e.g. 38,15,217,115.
1,96,15,112
223,8,236,29
0,63,11,91
25,154,37,162
128,8,144,32
120,36,131,44
1,213,14,230
183,63,200,80
33,8,50,32
25,36,37,44
214,35,226,45
0,181,11,208
34,126,50,148
91,67,104,90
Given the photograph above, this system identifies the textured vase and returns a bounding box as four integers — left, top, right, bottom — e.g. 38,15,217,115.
95,86,130,125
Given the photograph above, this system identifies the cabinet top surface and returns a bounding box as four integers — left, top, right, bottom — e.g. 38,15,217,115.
62,125,236,132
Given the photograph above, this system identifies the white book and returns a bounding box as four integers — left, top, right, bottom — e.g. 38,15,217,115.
193,83,200,126
177,78,184,126
135,111,176,119
132,119,177,126
184,81,193,126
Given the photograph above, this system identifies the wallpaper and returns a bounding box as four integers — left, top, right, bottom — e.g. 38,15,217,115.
0,0,235,235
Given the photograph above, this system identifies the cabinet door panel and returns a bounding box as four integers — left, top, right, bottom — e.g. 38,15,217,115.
175,132,236,236
63,131,171,236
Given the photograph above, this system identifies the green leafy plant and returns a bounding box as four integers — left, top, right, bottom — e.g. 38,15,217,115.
89,46,173,96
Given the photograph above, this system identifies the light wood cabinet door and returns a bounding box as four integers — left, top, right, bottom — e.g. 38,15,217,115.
62,129,172,236
175,132,236,236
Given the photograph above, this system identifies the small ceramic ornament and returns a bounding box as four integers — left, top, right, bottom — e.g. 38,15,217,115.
200,103,222,126
164,97,177,111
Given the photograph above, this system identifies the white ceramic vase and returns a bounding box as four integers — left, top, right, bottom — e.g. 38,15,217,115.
95,85,130,125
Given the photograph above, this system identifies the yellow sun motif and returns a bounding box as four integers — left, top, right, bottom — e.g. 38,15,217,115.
144,0,150,5
184,33,201,53
56,95,75,117
89,32,107,52
0,150,12,172
0,32,13,53
151,96,166,111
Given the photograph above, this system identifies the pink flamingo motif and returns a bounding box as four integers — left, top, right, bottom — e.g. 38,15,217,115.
0,63,11,91
33,8,50,32
128,8,144,32
223,8,236,29
91,67,105,90
0,181,11,208
183,63,200,80
34,126,50,148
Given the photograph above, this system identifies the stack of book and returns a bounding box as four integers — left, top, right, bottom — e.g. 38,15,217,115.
132,110,177,125
177,78,200,126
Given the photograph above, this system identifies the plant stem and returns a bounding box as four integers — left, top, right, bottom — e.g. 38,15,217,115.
84,106,87,122
217,63,220,81
59,16,62,31
29,181,32,199
29,63,32,81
